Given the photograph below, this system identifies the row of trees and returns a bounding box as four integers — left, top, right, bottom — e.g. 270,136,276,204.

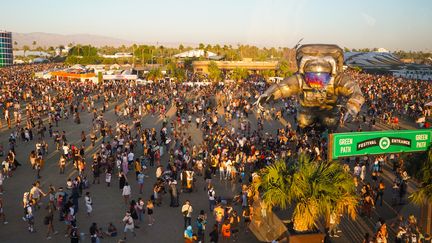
15,40,432,64
207,60,292,82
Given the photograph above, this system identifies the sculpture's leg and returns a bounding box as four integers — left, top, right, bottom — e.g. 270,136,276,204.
296,109,315,129
321,109,339,132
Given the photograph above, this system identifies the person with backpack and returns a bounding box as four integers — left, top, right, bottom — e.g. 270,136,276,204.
208,186,216,212
89,222,101,243
196,210,207,243
25,200,35,233
69,221,79,243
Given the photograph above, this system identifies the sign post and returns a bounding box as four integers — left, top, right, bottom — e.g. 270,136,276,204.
329,130,432,160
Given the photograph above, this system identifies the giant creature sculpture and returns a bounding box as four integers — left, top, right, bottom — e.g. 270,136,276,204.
256,44,365,130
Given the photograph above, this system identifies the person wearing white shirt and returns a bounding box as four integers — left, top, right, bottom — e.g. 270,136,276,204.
62,144,69,157
122,211,136,240
85,192,92,216
127,152,134,165
353,164,361,178
208,187,216,212
122,182,131,205
181,200,193,229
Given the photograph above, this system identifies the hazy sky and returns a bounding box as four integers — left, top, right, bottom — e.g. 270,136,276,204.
1,0,431,51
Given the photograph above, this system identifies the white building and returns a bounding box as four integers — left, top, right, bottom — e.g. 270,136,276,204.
13,50,51,57
102,52,133,58
174,49,217,58
344,51,401,67
392,67,432,81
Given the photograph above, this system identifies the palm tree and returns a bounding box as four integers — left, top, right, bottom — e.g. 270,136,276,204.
410,149,432,204
58,45,65,56
255,155,357,232
32,40,37,50
23,45,30,57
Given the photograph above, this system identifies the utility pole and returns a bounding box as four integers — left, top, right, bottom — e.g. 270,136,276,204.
132,45,135,67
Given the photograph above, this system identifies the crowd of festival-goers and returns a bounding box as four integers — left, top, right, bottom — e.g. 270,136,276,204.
0,63,431,243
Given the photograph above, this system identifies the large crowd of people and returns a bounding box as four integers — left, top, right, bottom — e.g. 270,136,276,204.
0,63,431,243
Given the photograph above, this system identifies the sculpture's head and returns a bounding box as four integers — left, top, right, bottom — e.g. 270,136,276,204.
296,44,344,89
303,60,332,89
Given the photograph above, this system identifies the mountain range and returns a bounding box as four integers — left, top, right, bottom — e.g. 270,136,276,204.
12,32,135,48
12,32,197,48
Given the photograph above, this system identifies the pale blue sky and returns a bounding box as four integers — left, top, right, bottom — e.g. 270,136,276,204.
1,0,431,51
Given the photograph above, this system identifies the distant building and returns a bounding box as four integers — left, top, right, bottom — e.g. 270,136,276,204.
344,51,432,80
392,66,432,81
193,60,278,74
13,50,51,57
174,49,217,58
344,51,401,67
0,31,13,67
102,52,133,58
376,48,389,53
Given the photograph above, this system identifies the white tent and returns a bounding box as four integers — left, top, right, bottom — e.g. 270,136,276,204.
174,49,217,58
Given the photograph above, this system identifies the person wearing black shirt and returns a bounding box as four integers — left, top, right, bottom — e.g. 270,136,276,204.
209,223,219,243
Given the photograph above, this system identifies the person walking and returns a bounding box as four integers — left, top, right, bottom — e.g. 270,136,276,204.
184,225,194,243
136,198,145,224
0,171,4,194
375,180,385,207
196,210,207,243
122,182,131,205
122,211,136,240
209,223,219,243
221,219,231,242
92,161,101,184
208,186,216,212
69,221,79,243
137,171,145,194
25,201,35,233
230,210,240,241
204,166,212,191
242,206,252,232
119,172,127,190
147,199,155,226
214,203,225,229
89,222,101,243
360,164,366,182
85,191,93,216
182,200,193,229
44,202,57,239
169,179,179,207
59,155,66,174
0,197,8,224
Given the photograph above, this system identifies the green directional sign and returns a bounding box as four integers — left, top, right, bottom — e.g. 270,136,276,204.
329,129,432,160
